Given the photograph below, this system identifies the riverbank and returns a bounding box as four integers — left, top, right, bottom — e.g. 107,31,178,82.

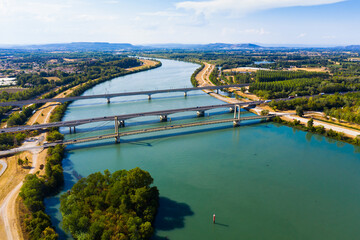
0,58,161,240
194,62,360,144
41,58,360,240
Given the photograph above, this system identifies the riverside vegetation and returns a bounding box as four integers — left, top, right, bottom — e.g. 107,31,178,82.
19,145,65,240
0,53,161,147
60,168,159,240
12,55,161,239
148,49,360,144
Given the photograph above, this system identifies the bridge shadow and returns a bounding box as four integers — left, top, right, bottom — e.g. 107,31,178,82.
65,120,265,151
70,93,206,107
152,197,194,240
60,110,239,134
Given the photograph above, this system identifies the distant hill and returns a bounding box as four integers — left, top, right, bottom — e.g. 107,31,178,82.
343,45,360,50
145,43,262,50
5,42,137,51
203,43,261,49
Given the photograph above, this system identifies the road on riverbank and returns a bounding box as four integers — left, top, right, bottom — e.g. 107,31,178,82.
0,58,159,240
194,62,360,139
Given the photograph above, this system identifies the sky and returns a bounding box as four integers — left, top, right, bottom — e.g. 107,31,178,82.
0,0,359,46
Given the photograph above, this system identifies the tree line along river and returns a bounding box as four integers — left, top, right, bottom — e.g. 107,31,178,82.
45,59,360,240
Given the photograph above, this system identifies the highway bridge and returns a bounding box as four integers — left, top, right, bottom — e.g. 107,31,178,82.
0,101,263,133
0,84,249,107
61,114,275,145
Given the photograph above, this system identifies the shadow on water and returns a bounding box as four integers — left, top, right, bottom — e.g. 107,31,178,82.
45,155,82,240
65,120,264,151
70,93,206,107
214,222,229,227
45,170,77,239
61,110,241,134
152,197,194,240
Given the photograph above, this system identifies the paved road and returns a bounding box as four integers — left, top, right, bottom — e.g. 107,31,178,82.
0,138,43,240
0,84,250,107
0,102,263,133
0,160,7,177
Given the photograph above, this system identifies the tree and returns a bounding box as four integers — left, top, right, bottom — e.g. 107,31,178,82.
18,158,24,167
296,106,304,117
307,118,314,129
60,168,159,240
24,156,29,166
260,110,269,116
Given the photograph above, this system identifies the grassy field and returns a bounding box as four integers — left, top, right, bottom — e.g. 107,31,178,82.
0,88,26,94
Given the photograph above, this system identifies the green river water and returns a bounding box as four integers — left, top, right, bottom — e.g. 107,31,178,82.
45,59,360,240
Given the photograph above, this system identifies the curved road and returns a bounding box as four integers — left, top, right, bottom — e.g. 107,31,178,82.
0,140,42,240
0,160,7,177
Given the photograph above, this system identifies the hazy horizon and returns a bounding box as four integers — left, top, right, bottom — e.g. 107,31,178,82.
0,0,359,46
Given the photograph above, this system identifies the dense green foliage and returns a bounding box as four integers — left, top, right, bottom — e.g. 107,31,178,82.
209,67,224,85
272,116,360,146
255,70,329,82
19,145,65,240
0,132,27,150
223,72,252,84
249,76,360,99
190,63,204,87
249,78,323,98
270,93,360,124
7,105,37,127
60,168,159,240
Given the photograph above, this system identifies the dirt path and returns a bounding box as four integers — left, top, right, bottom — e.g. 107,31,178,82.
282,114,360,138
27,59,157,126
0,59,159,240
196,63,241,104
0,150,34,240
0,160,6,176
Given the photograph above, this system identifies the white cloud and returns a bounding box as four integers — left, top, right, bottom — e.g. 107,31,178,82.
221,27,270,37
141,11,185,17
241,28,269,35
322,35,336,39
176,0,345,16
297,33,307,38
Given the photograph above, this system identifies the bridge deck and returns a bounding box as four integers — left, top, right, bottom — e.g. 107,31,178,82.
62,115,274,145
0,84,249,107
1,102,263,133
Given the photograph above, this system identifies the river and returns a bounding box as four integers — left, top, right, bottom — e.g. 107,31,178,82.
45,59,360,240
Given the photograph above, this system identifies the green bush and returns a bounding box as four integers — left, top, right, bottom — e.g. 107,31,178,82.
60,168,159,240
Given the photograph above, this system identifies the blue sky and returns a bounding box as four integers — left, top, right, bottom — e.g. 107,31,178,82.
0,0,358,45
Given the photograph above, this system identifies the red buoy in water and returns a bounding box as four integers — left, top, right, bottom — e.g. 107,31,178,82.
213,214,215,224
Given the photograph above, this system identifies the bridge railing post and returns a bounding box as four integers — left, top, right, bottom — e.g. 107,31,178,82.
233,105,241,127
115,117,120,143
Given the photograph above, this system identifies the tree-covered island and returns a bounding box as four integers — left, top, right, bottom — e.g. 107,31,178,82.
60,168,159,240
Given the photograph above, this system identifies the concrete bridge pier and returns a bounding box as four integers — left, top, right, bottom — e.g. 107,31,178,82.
148,94,152,100
69,126,76,134
115,116,121,143
160,115,168,122
216,89,219,94
233,120,240,127
107,98,110,104
233,104,241,127
197,110,205,117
